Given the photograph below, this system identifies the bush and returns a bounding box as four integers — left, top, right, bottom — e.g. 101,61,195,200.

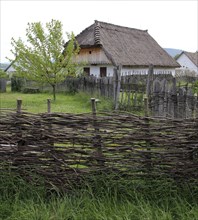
11,76,25,92
22,87,40,94
65,77,79,94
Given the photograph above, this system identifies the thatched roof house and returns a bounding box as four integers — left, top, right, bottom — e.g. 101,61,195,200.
176,51,198,74
71,20,180,77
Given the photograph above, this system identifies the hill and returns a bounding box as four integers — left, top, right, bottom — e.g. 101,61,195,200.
164,48,182,58
0,63,10,70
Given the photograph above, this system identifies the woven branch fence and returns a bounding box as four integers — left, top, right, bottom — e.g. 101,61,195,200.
0,105,198,188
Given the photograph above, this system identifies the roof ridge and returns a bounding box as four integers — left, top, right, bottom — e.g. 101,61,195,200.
94,20,101,45
95,20,148,33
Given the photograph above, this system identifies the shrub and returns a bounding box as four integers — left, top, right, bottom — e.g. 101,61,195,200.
11,76,25,92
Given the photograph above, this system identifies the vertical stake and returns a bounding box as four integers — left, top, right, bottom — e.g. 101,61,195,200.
17,99,22,113
47,99,51,113
144,98,148,117
91,98,96,116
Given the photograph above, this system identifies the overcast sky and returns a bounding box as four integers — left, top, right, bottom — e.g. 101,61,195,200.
0,0,197,63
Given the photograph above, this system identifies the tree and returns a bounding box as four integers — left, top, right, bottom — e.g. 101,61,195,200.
0,69,8,79
8,19,80,100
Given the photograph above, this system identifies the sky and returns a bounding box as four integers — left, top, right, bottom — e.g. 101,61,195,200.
0,0,198,63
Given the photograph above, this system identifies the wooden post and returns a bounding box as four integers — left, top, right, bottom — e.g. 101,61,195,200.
113,65,122,110
195,97,198,118
172,77,178,118
146,65,154,116
91,98,96,116
47,98,53,147
90,98,104,167
47,99,51,113
17,99,22,113
16,99,24,151
144,117,152,173
146,64,154,97
144,98,148,117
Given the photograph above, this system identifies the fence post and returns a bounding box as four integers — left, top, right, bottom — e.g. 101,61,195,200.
17,99,22,113
196,97,198,118
47,99,51,113
172,78,178,118
16,99,25,152
113,65,122,110
144,117,152,173
90,98,104,167
146,64,154,116
91,98,97,116
146,64,154,97
144,98,148,117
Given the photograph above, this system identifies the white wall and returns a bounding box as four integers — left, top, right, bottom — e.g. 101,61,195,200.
84,65,176,77
121,67,175,76
177,54,198,73
83,65,114,77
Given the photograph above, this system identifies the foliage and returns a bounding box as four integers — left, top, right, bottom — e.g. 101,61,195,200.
0,69,8,79
10,75,25,92
193,80,198,95
8,19,80,100
63,76,80,94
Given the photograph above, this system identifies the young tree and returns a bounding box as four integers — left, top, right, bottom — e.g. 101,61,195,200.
8,19,80,100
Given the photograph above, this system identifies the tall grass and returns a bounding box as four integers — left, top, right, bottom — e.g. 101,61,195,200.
1,171,198,220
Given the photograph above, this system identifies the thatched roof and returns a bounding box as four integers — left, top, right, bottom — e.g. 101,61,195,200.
75,20,180,67
178,51,198,67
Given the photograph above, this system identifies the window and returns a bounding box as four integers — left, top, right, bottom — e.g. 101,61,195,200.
83,67,90,76
100,67,107,77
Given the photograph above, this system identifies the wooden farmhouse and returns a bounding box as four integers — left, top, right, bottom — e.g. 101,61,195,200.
176,51,198,75
70,20,180,77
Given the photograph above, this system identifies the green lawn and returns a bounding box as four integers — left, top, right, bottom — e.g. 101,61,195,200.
0,89,113,113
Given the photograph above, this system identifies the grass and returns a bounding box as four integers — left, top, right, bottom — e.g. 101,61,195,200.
0,171,198,220
0,87,113,113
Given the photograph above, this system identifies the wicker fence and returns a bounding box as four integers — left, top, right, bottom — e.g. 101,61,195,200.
0,105,198,188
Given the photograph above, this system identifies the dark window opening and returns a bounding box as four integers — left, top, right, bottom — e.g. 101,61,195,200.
89,51,92,54
100,67,107,77
83,67,90,76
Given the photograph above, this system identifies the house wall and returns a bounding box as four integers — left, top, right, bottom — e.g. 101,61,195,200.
176,54,198,73
121,67,175,76
82,65,175,77
74,48,111,64
82,65,113,77
76,47,176,76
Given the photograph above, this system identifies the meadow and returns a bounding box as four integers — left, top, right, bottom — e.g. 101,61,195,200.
0,89,198,220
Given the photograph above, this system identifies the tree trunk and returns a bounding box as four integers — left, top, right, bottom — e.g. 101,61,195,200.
52,84,56,101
